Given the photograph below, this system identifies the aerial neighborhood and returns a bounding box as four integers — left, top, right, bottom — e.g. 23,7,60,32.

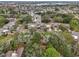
0,1,79,57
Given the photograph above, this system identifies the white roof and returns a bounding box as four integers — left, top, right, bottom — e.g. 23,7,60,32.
72,35,78,39
46,24,51,28
30,24,35,27
3,30,9,32
11,53,18,57
48,28,52,32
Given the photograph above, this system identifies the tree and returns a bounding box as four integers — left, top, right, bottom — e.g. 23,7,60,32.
19,14,32,24
43,47,61,57
0,9,5,14
53,16,63,23
8,8,17,14
48,32,73,56
0,16,9,27
70,19,79,32
55,7,59,11
32,32,41,43
62,31,74,44
62,14,74,23
59,24,68,31
46,11,52,14
41,15,51,23
9,33,19,50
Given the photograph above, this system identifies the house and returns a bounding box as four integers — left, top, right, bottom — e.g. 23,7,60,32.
72,31,79,41
2,29,10,35
33,14,41,24
46,24,52,32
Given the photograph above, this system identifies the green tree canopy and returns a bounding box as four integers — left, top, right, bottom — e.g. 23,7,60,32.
53,16,63,23
48,32,73,56
19,14,32,24
0,16,9,27
44,47,61,57
62,31,74,44
70,19,79,32
32,32,41,43
41,15,51,23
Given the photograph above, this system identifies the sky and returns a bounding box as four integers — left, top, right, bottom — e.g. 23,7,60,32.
0,0,79,1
